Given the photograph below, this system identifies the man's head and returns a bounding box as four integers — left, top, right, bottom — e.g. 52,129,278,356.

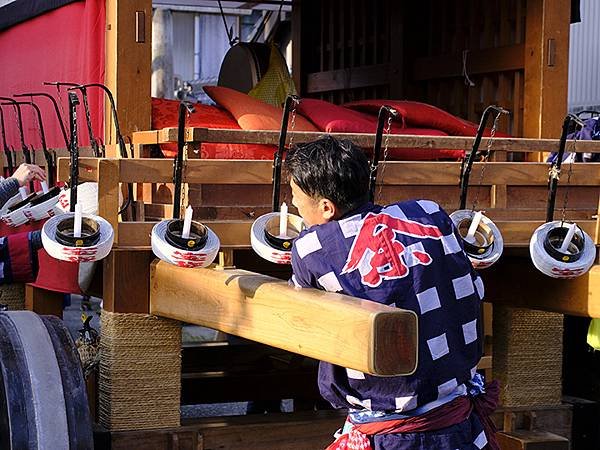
285,136,370,227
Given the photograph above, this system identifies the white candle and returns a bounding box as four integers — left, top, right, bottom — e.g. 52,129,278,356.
465,211,483,244
41,181,49,194
559,222,578,253
73,203,83,238
279,202,288,237
19,187,28,200
181,205,193,239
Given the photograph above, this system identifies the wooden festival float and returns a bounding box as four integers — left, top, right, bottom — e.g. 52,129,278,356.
2,0,600,449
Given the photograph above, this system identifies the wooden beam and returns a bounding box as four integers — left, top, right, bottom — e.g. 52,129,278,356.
305,64,391,93
150,261,418,376
115,219,599,249
523,0,571,159
105,0,152,141
131,128,600,154
413,45,525,81
482,260,600,318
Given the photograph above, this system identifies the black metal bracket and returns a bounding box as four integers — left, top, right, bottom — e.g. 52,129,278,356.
272,94,300,212
545,113,585,222
172,101,195,220
458,105,510,210
68,92,80,211
368,105,399,203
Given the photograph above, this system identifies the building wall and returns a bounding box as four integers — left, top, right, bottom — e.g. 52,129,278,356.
568,0,600,111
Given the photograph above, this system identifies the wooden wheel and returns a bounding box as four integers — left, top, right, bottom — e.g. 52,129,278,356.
0,311,93,450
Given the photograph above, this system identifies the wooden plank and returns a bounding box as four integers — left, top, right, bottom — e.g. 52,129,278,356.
132,128,600,154
88,158,600,187
482,260,600,318
105,0,152,141
116,219,599,249
306,64,391,93
413,44,525,81
102,250,154,314
497,430,569,449
101,411,347,450
150,261,418,376
117,221,253,248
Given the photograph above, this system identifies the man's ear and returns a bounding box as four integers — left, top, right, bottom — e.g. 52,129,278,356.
319,198,337,221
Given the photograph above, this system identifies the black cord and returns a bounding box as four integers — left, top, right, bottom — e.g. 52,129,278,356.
217,0,237,46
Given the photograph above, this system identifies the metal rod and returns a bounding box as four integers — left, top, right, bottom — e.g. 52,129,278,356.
68,92,80,211
458,105,510,210
16,91,69,148
69,83,133,218
172,101,195,220
0,98,34,191
0,106,14,174
546,113,585,222
368,105,398,203
272,95,299,212
48,83,102,157
17,100,55,187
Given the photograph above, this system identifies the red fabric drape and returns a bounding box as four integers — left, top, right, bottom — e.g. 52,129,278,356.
0,0,105,151
0,0,105,294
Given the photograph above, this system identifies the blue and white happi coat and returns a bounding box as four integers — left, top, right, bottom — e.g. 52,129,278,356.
291,200,488,449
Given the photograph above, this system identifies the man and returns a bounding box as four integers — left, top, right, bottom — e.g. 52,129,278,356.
0,163,47,284
286,136,497,450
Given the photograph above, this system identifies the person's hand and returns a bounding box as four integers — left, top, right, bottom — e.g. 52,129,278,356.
10,164,47,187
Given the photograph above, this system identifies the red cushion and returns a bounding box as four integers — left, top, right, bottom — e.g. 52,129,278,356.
297,98,381,132
151,97,274,160
344,100,510,137
203,86,319,132
297,98,463,160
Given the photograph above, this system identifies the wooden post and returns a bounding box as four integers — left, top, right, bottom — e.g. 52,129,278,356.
524,0,571,160
105,0,152,142
24,285,63,318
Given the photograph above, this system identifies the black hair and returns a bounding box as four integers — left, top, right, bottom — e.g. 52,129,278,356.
285,135,370,213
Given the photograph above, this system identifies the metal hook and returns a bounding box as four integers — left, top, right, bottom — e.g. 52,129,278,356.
458,105,510,210
13,99,55,187
0,106,14,175
48,82,102,158
17,90,70,149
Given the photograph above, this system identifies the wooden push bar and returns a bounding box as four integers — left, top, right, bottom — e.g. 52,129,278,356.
150,260,418,376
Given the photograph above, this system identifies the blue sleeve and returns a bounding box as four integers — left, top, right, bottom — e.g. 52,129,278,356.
0,178,19,209
290,241,317,289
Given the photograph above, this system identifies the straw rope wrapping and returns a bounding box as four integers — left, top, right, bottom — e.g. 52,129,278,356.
493,306,563,407
0,283,25,310
98,311,182,431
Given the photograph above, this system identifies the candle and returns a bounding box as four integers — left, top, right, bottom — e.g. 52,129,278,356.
559,222,577,253
465,211,483,244
279,202,288,237
41,181,49,194
182,205,193,239
19,187,28,200
73,203,83,238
